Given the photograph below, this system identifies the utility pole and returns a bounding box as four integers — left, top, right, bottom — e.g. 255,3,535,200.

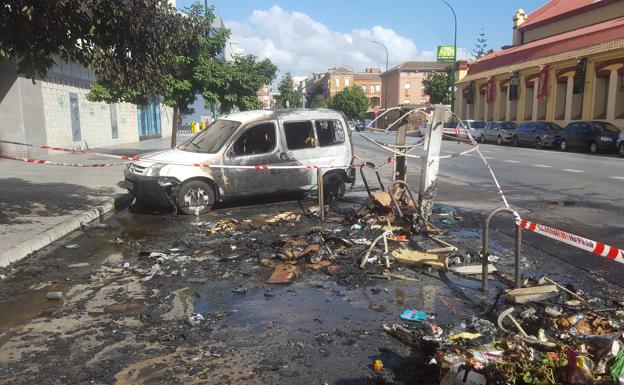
440,0,457,112
418,106,444,222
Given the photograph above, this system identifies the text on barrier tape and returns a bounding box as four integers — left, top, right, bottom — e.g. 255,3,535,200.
519,219,624,264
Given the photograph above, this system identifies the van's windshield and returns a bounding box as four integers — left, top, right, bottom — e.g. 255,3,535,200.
183,119,241,153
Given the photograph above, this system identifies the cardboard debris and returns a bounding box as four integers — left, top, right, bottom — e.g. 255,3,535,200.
392,249,448,270
306,260,331,270
450,264,497,275
506,285,558,304
266,264,300,284
371,192,392,209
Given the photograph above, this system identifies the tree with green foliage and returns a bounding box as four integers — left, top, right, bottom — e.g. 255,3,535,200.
309,94,330,108
422,69,453,105
87,2,277,146
329,86,369,119
306,84,329,108
473,28,494,59
275,73,302,108
422,68,453,104
1,0,184,95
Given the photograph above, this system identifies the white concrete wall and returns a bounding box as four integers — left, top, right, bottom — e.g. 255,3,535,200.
41,79,139,149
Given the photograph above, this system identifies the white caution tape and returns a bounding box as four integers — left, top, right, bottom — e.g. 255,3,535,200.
0,139,362,170
519,219,624,265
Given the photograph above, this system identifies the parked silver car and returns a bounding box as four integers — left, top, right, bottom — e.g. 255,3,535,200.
122,109,355,214
482,121,517,144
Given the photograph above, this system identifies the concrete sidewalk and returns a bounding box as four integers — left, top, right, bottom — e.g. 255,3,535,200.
0,136,189,266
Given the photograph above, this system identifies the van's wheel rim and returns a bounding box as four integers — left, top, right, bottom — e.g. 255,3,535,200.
512,137,518,146
561,140,567,151
535,138,542,149
620,144,624,156
496,136,503,145
480,136,485,143
184,187,210,212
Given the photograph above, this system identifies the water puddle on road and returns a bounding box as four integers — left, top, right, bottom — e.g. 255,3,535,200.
190,273,487,333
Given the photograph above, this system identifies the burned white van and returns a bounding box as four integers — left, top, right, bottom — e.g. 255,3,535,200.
121,109,355,214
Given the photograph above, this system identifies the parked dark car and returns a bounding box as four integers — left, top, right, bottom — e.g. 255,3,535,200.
560,121,621,153
617,130,624,157
512,121,563,148
355,119,373,131
482,121,517,144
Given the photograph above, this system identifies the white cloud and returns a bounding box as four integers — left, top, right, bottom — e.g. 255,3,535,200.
226,5,431,77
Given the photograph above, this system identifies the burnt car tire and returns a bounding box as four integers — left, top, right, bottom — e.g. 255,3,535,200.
589,141,598,154
176,180,215,215
512,136,519,147
560,139,568,151
323,173,346,200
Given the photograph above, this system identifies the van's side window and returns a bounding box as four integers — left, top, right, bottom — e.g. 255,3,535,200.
232,122,276,156
284,121,315,150
316,120,344,146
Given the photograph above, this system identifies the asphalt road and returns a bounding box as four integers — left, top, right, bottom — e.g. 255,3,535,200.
352,130,624,286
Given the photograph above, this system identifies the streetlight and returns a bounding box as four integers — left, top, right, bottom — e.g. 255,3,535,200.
440,0,457,112
370,40,388,111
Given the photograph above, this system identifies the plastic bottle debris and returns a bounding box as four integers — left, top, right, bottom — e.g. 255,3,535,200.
64,244,79,249
187,313,205,327
46,292,64,300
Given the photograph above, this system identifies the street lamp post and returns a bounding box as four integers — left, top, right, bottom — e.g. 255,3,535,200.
440,0,457,112
370,40,388,111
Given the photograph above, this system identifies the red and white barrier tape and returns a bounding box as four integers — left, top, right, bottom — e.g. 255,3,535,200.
519,219,624,265
452,114,515,215
0,154,127,167
0,139,364,170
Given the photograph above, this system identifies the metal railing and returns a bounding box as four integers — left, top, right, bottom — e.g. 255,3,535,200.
482,207,522,291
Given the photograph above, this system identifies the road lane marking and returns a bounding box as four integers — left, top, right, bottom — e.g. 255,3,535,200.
562,169,585,173
609,176,624,181
533,164,552,168
503,160,520,163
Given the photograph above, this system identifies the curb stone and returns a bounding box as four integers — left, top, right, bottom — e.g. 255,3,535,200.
0,193,134,268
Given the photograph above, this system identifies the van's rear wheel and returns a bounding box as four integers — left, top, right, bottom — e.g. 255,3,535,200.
176,180,215,215
323,174,346,200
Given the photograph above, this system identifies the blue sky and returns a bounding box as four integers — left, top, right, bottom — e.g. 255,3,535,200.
177,0,546,77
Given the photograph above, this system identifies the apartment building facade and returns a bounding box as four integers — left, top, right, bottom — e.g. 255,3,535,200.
380,61,449,108
455,0,624,129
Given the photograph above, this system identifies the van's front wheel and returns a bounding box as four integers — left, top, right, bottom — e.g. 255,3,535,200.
176,180,215,215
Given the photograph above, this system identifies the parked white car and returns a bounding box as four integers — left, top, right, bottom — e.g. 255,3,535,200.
456,120,486,139
121,109,355,214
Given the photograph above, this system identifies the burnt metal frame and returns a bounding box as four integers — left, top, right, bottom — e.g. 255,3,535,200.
482,207,522,291
360,162,385,198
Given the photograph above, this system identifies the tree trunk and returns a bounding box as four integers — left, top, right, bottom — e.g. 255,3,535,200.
170,107,179,148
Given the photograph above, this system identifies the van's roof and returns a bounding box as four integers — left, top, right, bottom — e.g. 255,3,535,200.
219,109,345,124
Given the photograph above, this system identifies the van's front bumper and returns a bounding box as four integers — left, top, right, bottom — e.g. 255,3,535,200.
121,169,180,207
